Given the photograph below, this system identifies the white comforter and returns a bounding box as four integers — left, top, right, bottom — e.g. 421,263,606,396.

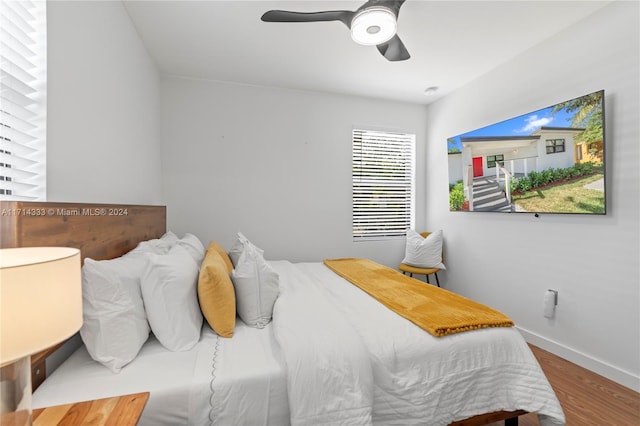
270,261,565,426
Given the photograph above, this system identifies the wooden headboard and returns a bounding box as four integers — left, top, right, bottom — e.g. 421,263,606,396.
0,201,166,390
1,201,166,261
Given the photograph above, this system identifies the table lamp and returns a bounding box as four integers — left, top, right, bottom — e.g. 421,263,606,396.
0,247,82,425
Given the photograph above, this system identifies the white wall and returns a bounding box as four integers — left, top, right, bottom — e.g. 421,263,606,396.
43,0,164,371
425,1,639,391
160,77,428,266
46,1,163,204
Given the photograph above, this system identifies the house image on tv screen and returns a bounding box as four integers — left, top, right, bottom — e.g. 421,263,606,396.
447,90,605,214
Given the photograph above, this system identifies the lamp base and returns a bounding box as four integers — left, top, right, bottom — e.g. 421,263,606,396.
0,356,32,425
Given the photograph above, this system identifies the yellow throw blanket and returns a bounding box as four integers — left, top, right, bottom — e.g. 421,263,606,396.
323,258,514,337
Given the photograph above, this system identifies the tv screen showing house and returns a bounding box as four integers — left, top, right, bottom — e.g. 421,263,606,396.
447,90,605,215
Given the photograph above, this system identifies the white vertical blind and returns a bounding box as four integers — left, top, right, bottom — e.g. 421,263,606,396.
352,128,415,240
0,0,47,200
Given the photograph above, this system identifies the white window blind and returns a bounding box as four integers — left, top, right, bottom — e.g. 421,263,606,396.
352,128,415,240
0,0,47,200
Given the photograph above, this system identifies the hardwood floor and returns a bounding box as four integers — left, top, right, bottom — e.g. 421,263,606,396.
488,345,640,426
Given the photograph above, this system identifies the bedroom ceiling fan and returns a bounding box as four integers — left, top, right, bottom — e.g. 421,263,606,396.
261,0,410,62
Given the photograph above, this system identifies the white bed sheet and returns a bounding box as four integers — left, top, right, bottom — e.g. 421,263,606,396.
32,322,289,426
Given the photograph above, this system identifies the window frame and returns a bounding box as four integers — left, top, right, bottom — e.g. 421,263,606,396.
487,154,504,169
0,0,47,201
352,128,416,241
545,139,566,154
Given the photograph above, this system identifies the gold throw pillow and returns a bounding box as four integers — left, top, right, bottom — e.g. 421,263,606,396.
198,250,236,337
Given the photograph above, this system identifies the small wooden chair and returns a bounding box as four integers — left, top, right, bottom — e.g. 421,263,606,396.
399,231,442,287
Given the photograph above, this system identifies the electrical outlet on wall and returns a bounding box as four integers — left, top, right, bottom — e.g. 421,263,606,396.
544,290,558,318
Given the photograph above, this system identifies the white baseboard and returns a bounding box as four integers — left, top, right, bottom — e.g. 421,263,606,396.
517,326,640,393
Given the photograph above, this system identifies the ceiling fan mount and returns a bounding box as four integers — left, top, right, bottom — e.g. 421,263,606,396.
261,0,410,62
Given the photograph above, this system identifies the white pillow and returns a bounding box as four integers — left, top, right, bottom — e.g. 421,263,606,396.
136,231,177,254
231,242,279,328
402,229,446,270
80,242,160,373
141,245,203,351
176,233,205,266
229,232,263,267
160,230,179,246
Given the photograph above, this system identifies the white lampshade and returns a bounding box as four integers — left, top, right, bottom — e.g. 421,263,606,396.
0,247,82,366
350,7,397,46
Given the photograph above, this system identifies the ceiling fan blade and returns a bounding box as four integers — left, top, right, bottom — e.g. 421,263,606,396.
376,34,410,61
261,10,354,27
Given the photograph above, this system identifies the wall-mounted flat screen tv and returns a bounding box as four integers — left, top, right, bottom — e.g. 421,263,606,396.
447,90,605,215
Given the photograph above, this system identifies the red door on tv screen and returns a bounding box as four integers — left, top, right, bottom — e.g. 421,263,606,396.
473,157,483,177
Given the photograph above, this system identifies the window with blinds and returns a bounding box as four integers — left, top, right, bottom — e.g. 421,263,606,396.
352,128,415,240
1,0,47,200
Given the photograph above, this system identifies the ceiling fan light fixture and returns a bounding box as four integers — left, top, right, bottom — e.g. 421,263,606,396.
350,7,397,46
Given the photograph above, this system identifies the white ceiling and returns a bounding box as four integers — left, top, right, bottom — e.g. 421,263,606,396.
122,0,612,105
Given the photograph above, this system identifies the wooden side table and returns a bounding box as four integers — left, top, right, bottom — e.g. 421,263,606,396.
32,392,149,426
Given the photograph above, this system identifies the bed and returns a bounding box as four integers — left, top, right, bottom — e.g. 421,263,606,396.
1,201,565,425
